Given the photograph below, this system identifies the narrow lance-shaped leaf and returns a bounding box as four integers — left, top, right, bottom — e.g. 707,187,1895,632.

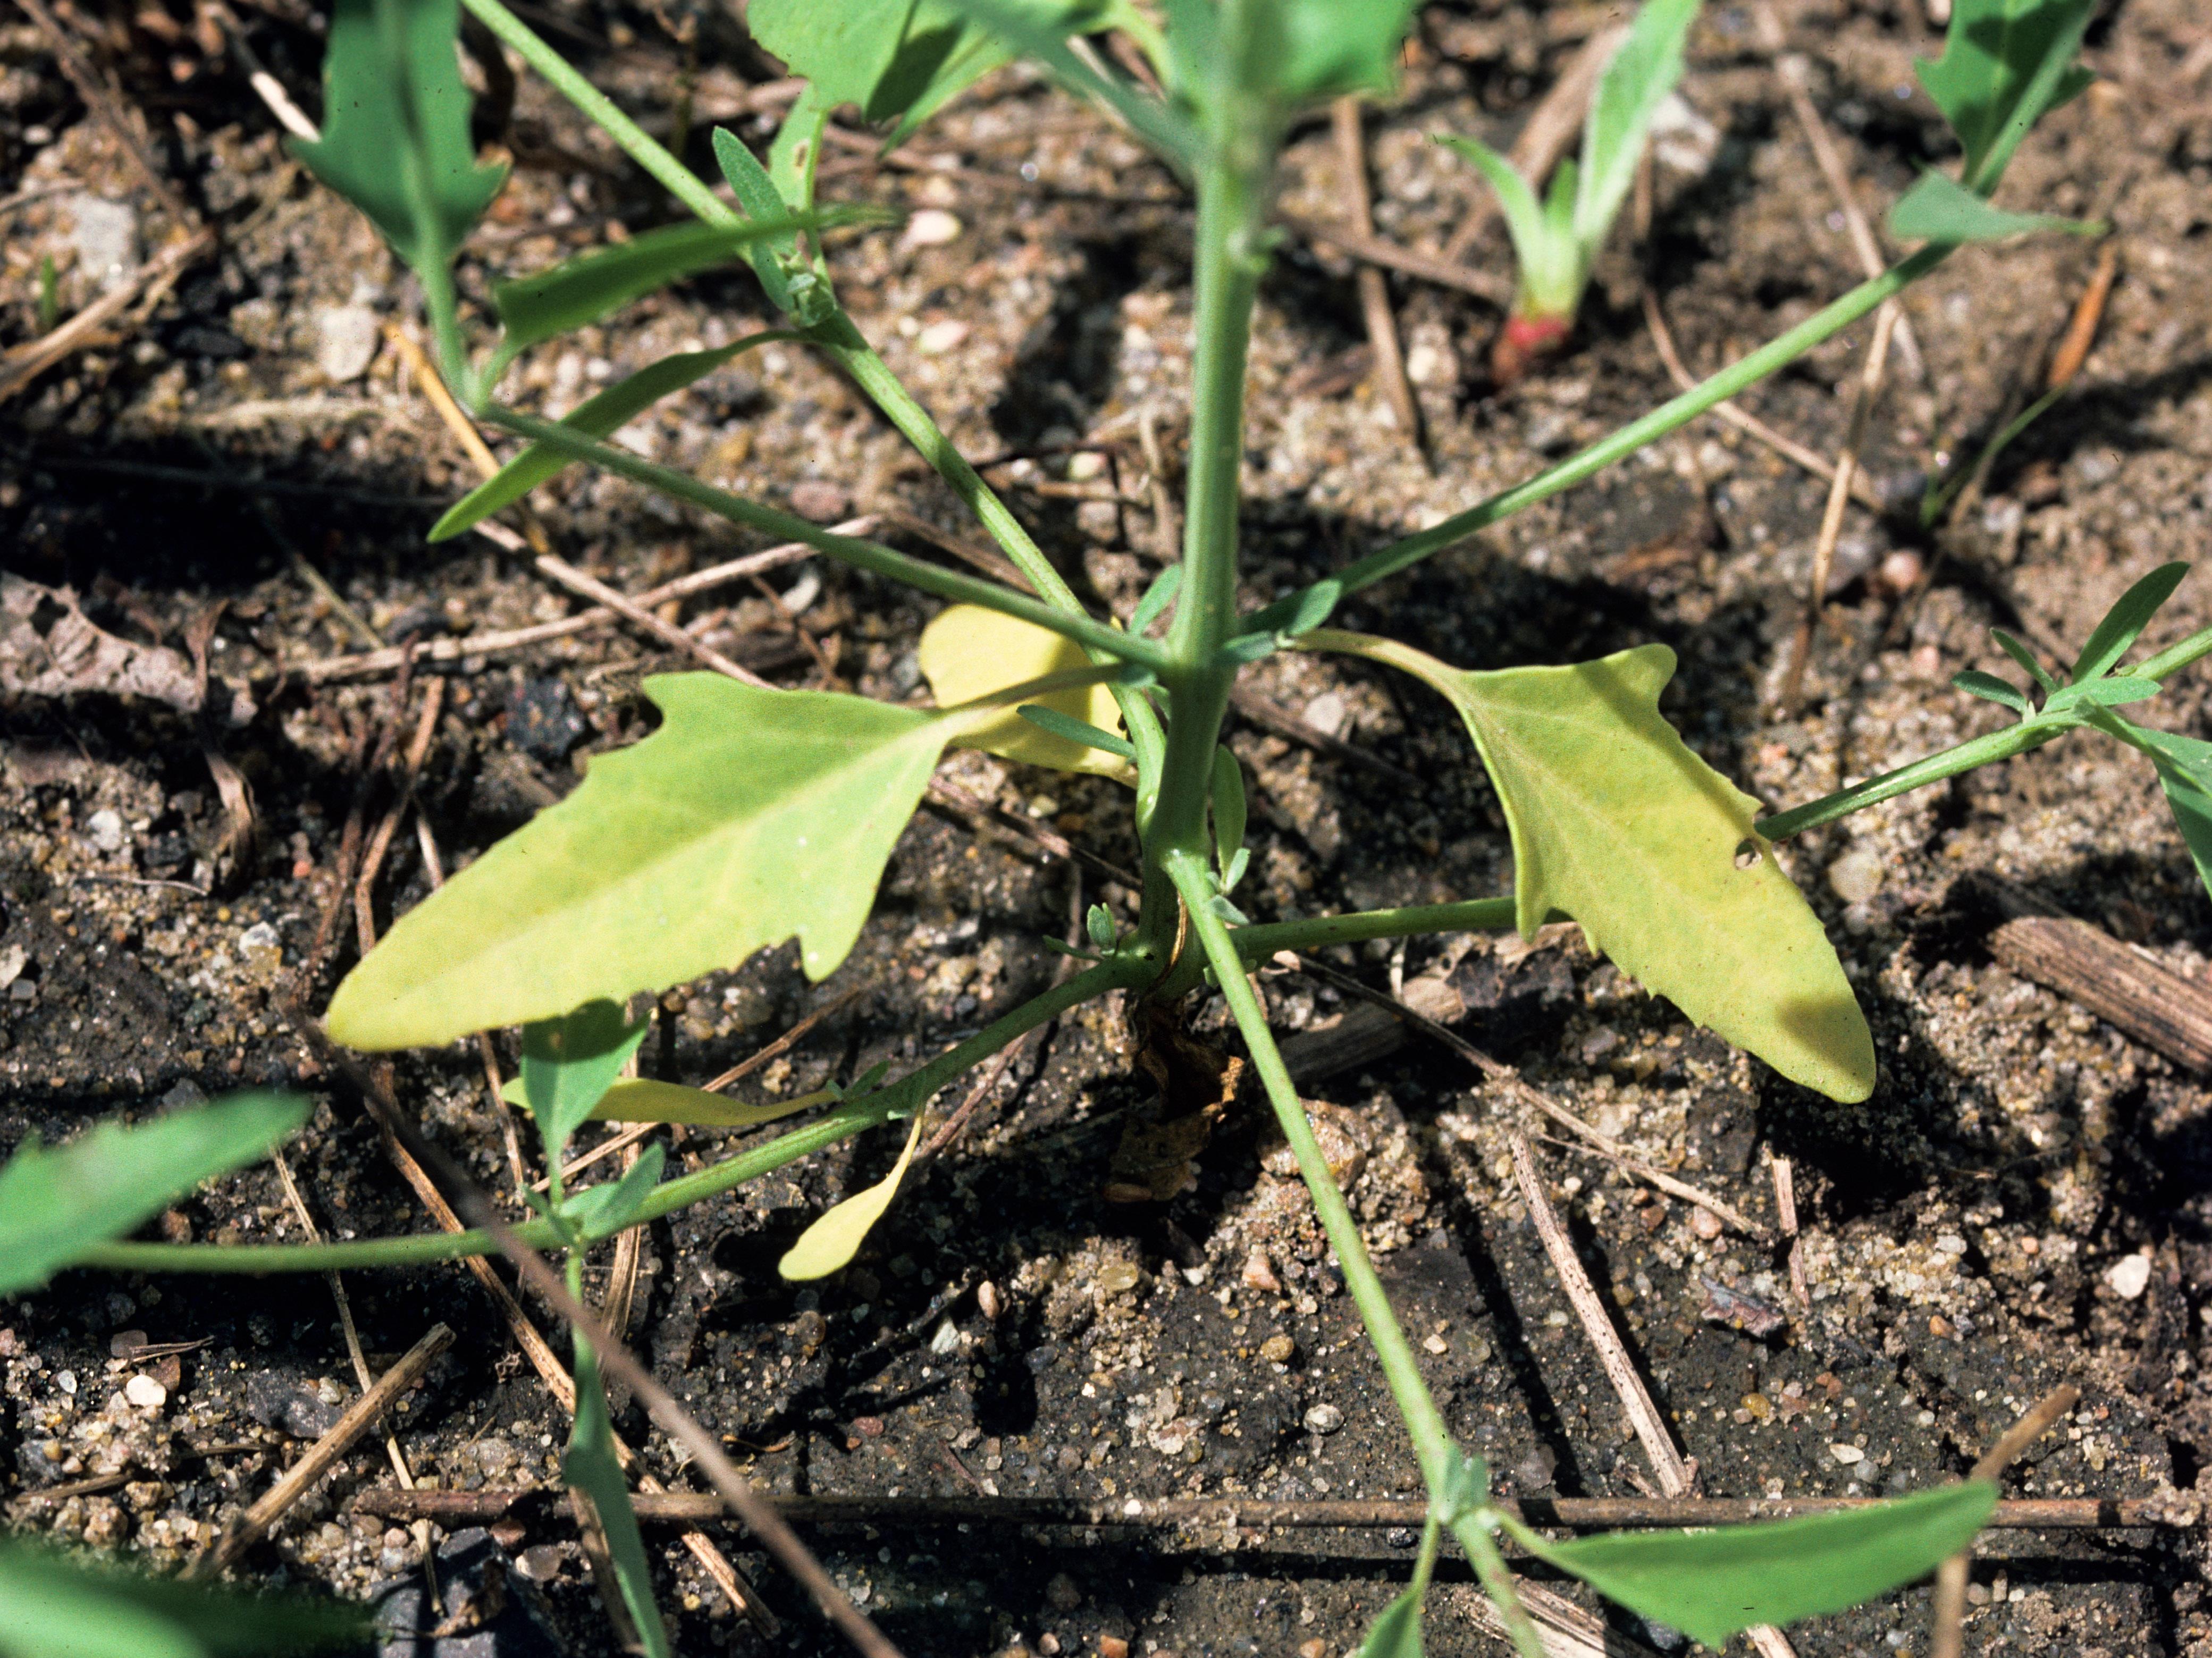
555,1143,666,1240
431,332,798,541
0,1540,366,1658
504,1075,838,1129
1915,0,2096,192
0,1092,308,1297
565,1340,672,1658
779,1109,926,1280
2041,675,2160,713
2124,723,2212,905
1508,1480,1996,1647
710,127,801,306
1434,136,1577,316
2071,561,2189,685
1990,627,2059,694
290,0,504,288
1307,631,1874,1101
1952,668,2030,716
326,675,1059,1049
919,605,1136,780
1889,170,2099,243
1575,0,1699,257
520,1001,649,1162
1212,744,1248,886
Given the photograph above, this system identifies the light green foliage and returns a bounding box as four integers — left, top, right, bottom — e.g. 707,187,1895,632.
0,1093,306,1297
1512,1481,1996,1646
563,1342,671,1658
520,1001,650,1161
1916,0,2096,191
556,1143,667,1239
2073,563,2187,683
1436,0,1697,323
290,0,503,363
778,1111,925,1279
1952,667,2032,716
1309,632,1874,1101
1889,171,2096,242
503,1075,837,1129
1263,0,1424,106
327,676,1007,1048
1351,1580,1426,1658
2135,726,2212,900
919,604,1134,778
432,332,797,540
0,1542,365,1658
711,127,810,300
1211,745,1247,887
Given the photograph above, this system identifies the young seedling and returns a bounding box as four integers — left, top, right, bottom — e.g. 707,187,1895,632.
63,0,2118,1648
1436,0,1697,383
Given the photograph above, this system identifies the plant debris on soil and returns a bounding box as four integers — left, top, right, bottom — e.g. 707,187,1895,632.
5,1,2212,1655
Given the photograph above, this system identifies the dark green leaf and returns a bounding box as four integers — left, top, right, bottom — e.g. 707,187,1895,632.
565,1341,672,1657
520,1002,650,1163
1515,1480,1996,1647
559,1143,666,1240
2071,562,2189,684
490,217,852,371
0,1538,365,1658
1086,903,1117,949
430,332,797,541
1015,703,1138,760
1351,1583,1426,1658
1130,562,1183,635
1888,171,2097,242
290,0,505,280
1952,668,2030,714
2127,725,2212,904
711,126,803,305
1990,627,2059,694
1915,0,2096,191
2042,675,2160,712
0,1093,307,1298
1212,744,1247,886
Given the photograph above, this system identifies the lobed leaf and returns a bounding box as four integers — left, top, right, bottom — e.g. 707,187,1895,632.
1888,171,2097,243
1308,632,1874,1101
919,605,1134,779
1514,1480,1996,1647
1575,0,1700,257
0,1540,366,1658
564,1342,672,1657
431,333,797,541
520,1001,650,1162
0,1093,307,1297
2071,562,2189,685
1915,0,2096,192
290,0,505,280
779,1111,925,1280
327,675,1003,1049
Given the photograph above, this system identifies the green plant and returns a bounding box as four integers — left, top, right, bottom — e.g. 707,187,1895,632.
61,0,2133,1649
0,1093,368,1653
1437,0,1697,382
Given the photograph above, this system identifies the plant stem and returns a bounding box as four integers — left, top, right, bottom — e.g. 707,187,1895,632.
83,962,1136,1277
1233,898,1517,957
1754,714,2079,841
1246,245,1952,638
2136,623,2212,684
483,407,1170,672
459,0,735,228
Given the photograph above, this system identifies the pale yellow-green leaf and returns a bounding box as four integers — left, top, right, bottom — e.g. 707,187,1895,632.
501,1076,834,1128
777,1110,924,1280
918,604,1134,780
1309,631,1873,1101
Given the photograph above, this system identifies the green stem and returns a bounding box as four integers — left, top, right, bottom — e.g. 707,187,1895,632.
2136,623,2212,684
459,0,735,228
1170,853,1453,1479
1233,898,1517,957
1754,715,2079,841
82,962,1134,1277
1244,245,1952,639
483,407,1170,673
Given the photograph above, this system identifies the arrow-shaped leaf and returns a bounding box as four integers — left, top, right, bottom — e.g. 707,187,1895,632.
1308,631,1874,1101
1915,0,2096,192
1889,171,2098,243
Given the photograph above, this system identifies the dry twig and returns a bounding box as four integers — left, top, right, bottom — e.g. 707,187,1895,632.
1331,97,1423,451
1930,1385,2080,1658
534,553,770,685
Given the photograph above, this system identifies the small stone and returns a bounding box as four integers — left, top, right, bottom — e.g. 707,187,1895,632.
1301,691,1348,738
68,193,139,291
1827,845,1886,905
788,479,851,521
1097,1260,1141,1295
315,305,382,381
1690,1206,1724,1241
109,1329,149,1359
1258,1335,1295,1365
1829,1442,1864,1466
1099,1640,1129,1658
1741,1392,1771,1421
1045,1572,1081,1611
1929,1315,1954,1337
516,1543,564,1581
899,208,964,249
1038,1636,1061,1656
87,809,125,852
1302,1403,1343,1435
1423,1333,1449,1354
1403,342,1452,387
124,1374,167,1410
853,1415,885,1438
1877,550,1925,594
1579,1025,1623,1064
916,318,970,355
977,1280,1002,1321
2106,1253,2152,1299
1241,1248,1282,1294
0,945,25,992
